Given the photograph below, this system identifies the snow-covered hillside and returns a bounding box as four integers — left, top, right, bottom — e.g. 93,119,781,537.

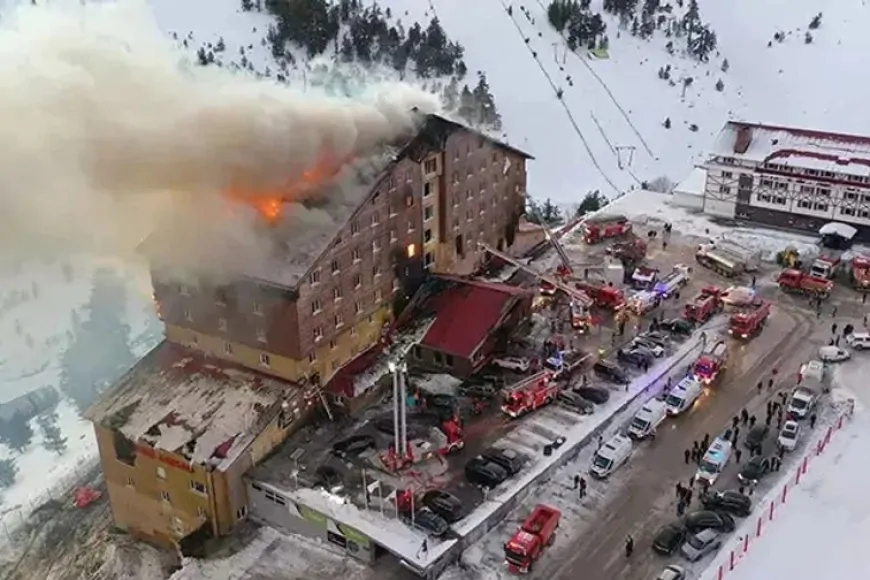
0,258,161,526
148,0,870,204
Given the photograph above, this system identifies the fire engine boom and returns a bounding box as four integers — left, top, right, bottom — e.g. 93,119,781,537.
584,215,632,245
728,300,770,339
501,372,559,418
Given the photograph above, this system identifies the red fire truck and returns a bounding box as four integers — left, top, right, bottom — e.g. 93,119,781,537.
850,256,870,291
584,215,632,245
776,269,833,299
504,504,562,573
692,341,728,385
682,286,722,324
501,372,559,418
573,280,625,310
728,300,771,339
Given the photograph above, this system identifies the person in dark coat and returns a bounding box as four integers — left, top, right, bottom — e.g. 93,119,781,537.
684,449,691,464
579,477,587,498
810,413,817,429
734,448,743,464
573,474,581,489
741,408,749,425
732,415,740,430
625,536,634,558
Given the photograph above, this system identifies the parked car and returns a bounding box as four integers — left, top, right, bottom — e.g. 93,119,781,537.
421,490,463,523
659,318,694,336
492,356,530,372
617,347,655,368
409,508,449,537
632,337,665,357
641,331,671,347
700,490,752,517
465,456,509,488
818,345,851,362
373,417,429,439
683,510,735,533
744,424,769,454
593,360,629,384
557,389,595,413
481,447,525,475
738,456,771,485
778,420,802,451
655,565,688,580
652,523,687,555
846,332,870,350
314,465,343,490
573,385,611,404
331,435,376,458
787,386,819,420
457,380,500,399
680,528,722,562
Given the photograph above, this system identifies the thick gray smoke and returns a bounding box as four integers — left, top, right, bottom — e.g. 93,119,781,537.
0,0,440,279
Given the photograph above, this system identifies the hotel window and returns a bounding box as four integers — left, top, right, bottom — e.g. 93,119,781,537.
217,317,227,332
311,299,322,314
313,326,323,342
331,259,340,274
351,221,360,235
259,352,271,367
309,269,321,285
333,287,342,300
353,274,361,289
223,342,233,355
424,159,437,174
256,328,267,343
252,301,263,316
352,248,361,262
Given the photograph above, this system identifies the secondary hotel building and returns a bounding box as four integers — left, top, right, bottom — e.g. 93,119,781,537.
701,121,870,241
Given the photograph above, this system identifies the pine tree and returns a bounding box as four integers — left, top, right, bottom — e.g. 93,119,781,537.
458,85,476,125
240,0,254,10
0,414,34,453
37,412,67,456
576,191,607,215
60,268,135,414
0,459,17,488
443,77,460,111
472,73,502,130
721,58,730,72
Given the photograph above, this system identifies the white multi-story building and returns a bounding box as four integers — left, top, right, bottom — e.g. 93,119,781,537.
701,121,870,242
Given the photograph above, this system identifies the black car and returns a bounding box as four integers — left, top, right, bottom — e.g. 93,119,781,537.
481,447,525,475
640,331,670,347
314,465,343,490
465,456,510,488
738,456,771,485
700,490,752,517
409,508,449,537
426,393,459,411
331,435,376,458
593,360,629,384
573,385,611,404
659,318,694,336
373,417,429,439
744,425,770,454
457,380,500,399
557,390,595,414
421,490,464,523
683,510,735,533
617,347,655,367
652,523,686,555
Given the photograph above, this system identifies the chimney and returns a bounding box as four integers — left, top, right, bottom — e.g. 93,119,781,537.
734,125,752,154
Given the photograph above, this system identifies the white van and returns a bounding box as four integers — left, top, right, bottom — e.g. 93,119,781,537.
627,400,668,439
846,332,870,350
695,437,732,485
787,386,819,419
589,434,633,479
664,377,703,416
800,359,826,382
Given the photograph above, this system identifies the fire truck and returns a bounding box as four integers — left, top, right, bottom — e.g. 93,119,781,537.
631,266,659,290
573,280,625,310
682,287,722,324
379,417,465,470
501,372,559,418
504,504,562,573
584,215,632,245
728,300,771,339
850,256,870,291
809,250,842,279
777,269,834,299
652,264,692,298
607,237,648,271
693,341,728,385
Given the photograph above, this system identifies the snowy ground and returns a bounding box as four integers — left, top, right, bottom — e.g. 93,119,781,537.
696,360,868,580
0,257,161,529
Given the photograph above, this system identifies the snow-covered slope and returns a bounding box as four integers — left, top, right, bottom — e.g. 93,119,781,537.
146,0,870,205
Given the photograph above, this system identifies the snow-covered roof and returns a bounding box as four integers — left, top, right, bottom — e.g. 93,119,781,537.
709,121,870,177
819,222,857,239
85,341,306,470
673,167,707,196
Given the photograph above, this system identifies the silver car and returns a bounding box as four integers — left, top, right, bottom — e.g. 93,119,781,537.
680,528,722,562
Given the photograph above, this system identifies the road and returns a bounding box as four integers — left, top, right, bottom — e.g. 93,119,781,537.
532,304,820,580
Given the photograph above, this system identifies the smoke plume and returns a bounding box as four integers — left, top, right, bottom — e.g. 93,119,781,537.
0,0,440,279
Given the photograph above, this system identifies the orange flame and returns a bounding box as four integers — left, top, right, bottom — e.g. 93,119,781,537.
228,154,352,223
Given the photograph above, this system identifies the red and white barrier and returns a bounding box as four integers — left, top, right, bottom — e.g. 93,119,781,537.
703,407,853,580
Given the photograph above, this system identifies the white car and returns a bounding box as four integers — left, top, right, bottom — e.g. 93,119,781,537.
846,332,870,350
656,564,688,580
818,345,851,362
492,356,530,372
778,420,802,451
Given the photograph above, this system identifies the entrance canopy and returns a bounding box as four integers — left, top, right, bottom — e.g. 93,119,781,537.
819,222,857,240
